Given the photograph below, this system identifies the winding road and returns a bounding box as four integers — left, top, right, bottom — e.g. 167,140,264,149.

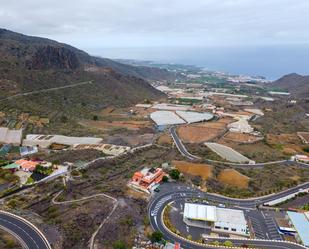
0,211,51,249
148,183,309,249
170,126,309,169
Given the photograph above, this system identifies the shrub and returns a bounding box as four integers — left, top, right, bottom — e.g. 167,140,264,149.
113,240,126,249
169,169,180,180
150,231,163,243
162,175,169,182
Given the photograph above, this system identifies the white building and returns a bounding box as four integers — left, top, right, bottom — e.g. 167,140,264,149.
183,203,249,236
150,111,186,130
175,111,214,124
23,134,103,148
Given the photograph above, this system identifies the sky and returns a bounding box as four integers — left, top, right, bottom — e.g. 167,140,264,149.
1,0,309,78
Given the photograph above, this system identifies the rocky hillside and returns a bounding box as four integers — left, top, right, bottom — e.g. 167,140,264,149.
270,73,309,98
0,28,165,118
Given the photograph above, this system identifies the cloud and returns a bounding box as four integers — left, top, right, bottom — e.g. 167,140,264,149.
1,0,309,49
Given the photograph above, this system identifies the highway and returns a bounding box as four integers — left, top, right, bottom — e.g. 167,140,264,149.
148,183,309,249
0,211,51,249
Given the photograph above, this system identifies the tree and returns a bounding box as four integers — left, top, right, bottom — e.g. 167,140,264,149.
169,169,180,180
150,231,163,243
93,115,98,121
212,241,220,246
162,175,169,182
223,240,233,247
113,240,126,249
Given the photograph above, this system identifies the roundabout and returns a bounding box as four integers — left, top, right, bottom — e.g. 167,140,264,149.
148,183,309,249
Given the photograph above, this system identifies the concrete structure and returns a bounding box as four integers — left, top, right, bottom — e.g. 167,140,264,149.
286,211,309,247
183,203,249,236
264,188,309,206
0,127,22,145
175,111,214,124
150,111,186,130
23,134,103,148
73,144,130,156
129,167,166,194
228,116,254,134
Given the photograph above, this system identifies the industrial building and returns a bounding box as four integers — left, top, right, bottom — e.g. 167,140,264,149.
0,127,22,145
286,211,309,247
183,203,249,236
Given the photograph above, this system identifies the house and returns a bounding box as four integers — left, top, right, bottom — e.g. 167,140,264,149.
15,159,38,172
129,167,166,194
293,155,309,163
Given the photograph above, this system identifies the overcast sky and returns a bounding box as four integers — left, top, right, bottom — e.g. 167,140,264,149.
1,0,309,78
1,0,309,50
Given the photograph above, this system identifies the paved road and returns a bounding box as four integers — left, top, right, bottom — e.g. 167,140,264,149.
170,126,200,160
0,211,51,249
170,125,309,169
148,184,308,249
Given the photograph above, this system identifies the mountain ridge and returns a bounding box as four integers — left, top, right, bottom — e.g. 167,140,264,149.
270,73,309,98
0,28,166,120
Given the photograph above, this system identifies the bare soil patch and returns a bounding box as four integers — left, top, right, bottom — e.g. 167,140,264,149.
217,169,250,189
222,131,262,143
81,120,151,131
177,125,224,143
172,160,213,179
157,133,173,146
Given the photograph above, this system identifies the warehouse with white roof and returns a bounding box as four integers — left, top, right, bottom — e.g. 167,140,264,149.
176,111,214,124
150,111,186,130
183,203,249,236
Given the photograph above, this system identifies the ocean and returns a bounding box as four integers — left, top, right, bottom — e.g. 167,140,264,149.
90,45,309,80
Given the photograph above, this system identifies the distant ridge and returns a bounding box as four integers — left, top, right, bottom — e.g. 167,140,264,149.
270,73,309,98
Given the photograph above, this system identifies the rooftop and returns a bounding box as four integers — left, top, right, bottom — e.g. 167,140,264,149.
183,203,247,225
150,111,186,126
287,211,309,246
183,203,216,222
176,111,214,123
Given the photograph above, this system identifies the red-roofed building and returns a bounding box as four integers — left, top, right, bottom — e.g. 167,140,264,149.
174,242,180,249
15,159,38,172
130,167,166,193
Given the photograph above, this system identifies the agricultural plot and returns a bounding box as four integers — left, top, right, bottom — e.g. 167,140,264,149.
217,169,250,189
80,120,151,131
205,142,253,163
172,160,213,180
221,131,263,143
177,125,224,143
